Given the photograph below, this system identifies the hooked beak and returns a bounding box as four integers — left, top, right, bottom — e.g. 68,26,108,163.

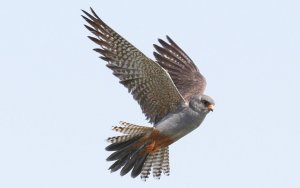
208,104,214,112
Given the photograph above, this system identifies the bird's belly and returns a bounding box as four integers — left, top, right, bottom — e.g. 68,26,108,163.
155,109,206,143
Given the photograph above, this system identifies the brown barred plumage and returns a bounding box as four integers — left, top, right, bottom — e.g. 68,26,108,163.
105,121,170,181
107,134,140,144
112,121,152,135
141,153,154,181
154,36,207,101
82,7,213,181
107,122,152,145
152,149,164,179
161,147,170,176
81,8,186,124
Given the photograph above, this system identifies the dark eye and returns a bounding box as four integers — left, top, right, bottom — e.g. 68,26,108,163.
203,100,209,106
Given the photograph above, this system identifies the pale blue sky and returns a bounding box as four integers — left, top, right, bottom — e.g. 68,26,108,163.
1,0,300,187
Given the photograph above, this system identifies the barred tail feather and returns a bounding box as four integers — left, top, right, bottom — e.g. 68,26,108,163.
161,147,170,176
106,121,170,180
107,134,141,144
141,153,154,181
152,149,163,179
112,121,151,135
140,147,169,181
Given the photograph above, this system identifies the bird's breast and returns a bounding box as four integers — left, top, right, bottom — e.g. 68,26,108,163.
155,107,207,143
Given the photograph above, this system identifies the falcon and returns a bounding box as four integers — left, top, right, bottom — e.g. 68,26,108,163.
82,7,215,181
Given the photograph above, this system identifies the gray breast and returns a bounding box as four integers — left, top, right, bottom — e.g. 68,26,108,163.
155,106,208,143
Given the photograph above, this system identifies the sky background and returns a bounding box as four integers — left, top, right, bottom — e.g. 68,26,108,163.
1,0,300,187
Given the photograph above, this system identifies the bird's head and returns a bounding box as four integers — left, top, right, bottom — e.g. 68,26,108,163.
189,95,215,113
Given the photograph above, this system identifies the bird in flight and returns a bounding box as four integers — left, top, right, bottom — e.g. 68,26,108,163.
82,7,215,181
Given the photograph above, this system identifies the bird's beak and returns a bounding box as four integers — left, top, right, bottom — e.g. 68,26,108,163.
208,104,214,112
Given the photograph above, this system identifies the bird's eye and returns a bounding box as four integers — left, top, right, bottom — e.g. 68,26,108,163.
203,100,209,106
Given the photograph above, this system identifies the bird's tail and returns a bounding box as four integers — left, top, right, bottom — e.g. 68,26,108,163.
106,121,170,181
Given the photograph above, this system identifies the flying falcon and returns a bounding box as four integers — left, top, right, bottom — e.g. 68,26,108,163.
82,7,215,181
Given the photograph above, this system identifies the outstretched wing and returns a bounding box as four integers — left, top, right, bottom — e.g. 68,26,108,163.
82,8,186,123
153,36,207,101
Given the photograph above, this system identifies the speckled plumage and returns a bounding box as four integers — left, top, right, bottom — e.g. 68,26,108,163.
82,7,215,181
82,9,185,124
